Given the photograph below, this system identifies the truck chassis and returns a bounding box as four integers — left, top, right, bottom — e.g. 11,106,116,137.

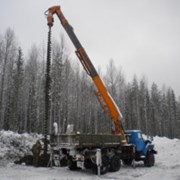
50,133,134,174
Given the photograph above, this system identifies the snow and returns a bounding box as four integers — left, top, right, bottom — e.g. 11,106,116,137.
0,131,180,180
0,130,42,162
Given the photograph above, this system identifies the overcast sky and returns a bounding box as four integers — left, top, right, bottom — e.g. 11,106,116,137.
0,0,180,97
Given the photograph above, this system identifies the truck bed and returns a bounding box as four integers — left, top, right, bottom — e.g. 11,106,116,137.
51,134,122,149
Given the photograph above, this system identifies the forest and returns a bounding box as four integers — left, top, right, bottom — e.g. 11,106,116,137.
0,28,180,139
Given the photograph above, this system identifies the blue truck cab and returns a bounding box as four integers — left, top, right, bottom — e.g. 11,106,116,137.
124,130,157,167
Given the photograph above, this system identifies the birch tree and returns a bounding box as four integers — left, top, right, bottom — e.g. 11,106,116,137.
0,28,17,130
150,83,162,136
11,47,24,132
131,75,140,129
139,77,148,133
23,45,39,132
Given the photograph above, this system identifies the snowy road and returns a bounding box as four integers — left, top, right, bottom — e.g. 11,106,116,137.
0,159,180,180
0,133,180,180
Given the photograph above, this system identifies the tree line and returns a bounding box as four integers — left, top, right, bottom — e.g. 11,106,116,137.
0,28,180,139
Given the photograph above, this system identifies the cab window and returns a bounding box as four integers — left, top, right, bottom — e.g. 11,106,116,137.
137,132,143,139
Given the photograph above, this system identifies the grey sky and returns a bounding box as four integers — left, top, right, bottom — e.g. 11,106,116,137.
0,0,180,97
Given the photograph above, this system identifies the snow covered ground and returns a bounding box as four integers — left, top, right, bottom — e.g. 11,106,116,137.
0,131,180,180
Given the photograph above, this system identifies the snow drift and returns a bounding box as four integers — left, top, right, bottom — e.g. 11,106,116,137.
0,130,180,180
0,130,42,163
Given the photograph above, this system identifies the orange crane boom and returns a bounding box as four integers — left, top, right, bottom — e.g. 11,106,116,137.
45,5,127,145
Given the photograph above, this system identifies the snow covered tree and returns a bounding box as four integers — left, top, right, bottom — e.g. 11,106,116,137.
124,83,132,129
35,46,46,134
0,28,17,130
160,93,169,136
23,45,39,133
0,28,180,140
176,97,180,138
51,36,69,134
139,77,148,133
11,47,24,132
60,57,72,133
116,66,126,121
105,59,118,100
51,41,64,133
150,83,162,136
130,75,140,129
166,89,177,138
145,88,151,135
103,59,119,133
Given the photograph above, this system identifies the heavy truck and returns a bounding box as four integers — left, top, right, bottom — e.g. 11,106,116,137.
44,5,157,175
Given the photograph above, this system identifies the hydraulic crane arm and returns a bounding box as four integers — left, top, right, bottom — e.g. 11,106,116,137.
45,6,127,144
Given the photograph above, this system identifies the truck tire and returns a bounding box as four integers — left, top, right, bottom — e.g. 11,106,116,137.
122,158,133,166
84,159,92,169
144,152,155,167
68,157,78,170
109,155,121,172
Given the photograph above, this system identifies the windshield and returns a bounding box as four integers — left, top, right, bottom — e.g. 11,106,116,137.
137,132,143,139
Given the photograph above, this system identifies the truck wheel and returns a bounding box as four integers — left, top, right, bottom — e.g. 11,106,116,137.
68,157,78,170
144,152,155,167
84,159,92,169
122,158,133,166
109,155,121,172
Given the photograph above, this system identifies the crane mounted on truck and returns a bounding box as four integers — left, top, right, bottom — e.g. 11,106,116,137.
44,5,157,175
45,6,127,144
